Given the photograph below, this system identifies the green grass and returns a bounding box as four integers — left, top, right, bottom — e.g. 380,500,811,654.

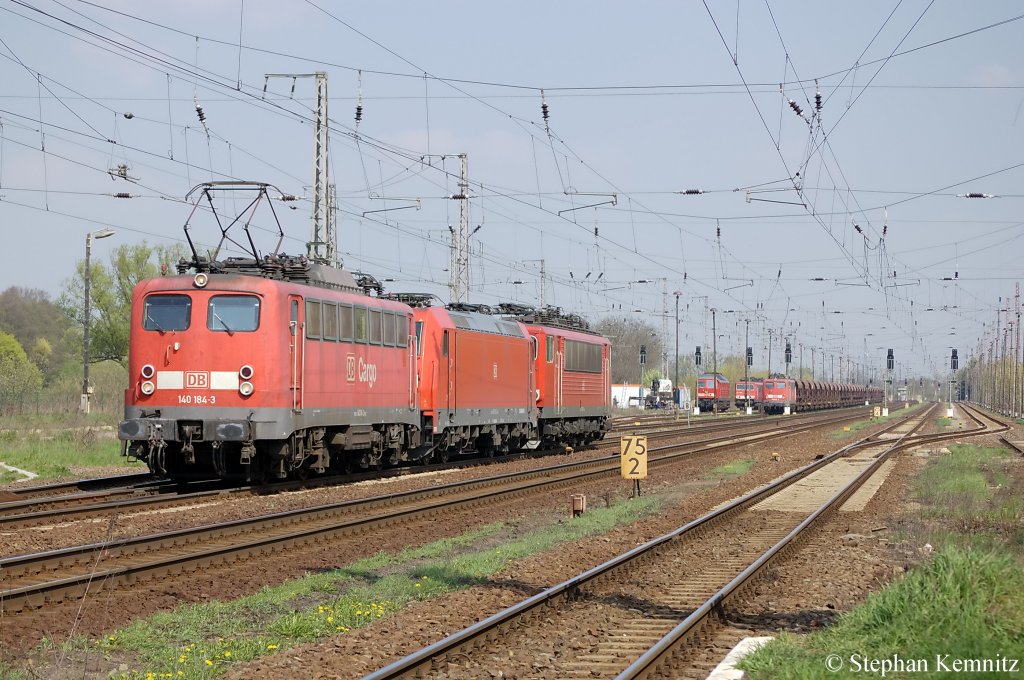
936,416,951,428
0,410,120,432
910,444,1024,552
0,429,139,481
740,546,1024,679
59,494,666,679
709,459,755,477
827,418,877,440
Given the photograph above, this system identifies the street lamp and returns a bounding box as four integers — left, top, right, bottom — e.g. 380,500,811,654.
673,291,682,408
81,228,116,413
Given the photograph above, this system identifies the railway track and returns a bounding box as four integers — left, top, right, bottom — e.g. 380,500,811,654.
0,405,879,615
362,403,1005,679
0,472,156,502
0,407,877,530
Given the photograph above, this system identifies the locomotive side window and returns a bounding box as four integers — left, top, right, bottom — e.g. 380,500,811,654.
143,294,191,331
323,302,338,341
565,340,602,373
382,311,397,347
354,306,368,343
415,320,423,356
305,299,322,339
338,304,353,342
208,295,260,333
397,315,409,348
545,336,554,363
369,309,383,345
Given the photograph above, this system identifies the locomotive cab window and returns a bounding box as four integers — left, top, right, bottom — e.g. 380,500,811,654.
545,336,554,363
415,321,424,356
143,294,191,332
208,295,260,333
305,300,322,339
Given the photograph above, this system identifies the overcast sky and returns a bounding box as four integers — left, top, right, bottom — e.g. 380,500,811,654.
1,1,1021,381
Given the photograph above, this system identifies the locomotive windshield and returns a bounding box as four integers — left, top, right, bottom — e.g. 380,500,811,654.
143,294,191,332
208,295,260,333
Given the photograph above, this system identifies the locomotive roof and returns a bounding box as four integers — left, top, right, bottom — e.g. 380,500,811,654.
419,306,525,338
699,372,730,381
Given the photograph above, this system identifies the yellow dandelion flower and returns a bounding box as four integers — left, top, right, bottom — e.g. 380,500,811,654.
224,651,231,658
415,583,421,588
108,636,117,642
146,673,155,680
205,660,213,667
267,644,278,650
327,616,334,623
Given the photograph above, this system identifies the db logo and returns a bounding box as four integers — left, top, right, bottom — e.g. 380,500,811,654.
185,371,209,389
346,355,356,382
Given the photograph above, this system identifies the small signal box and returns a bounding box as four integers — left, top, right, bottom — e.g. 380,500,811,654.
620,435,648,479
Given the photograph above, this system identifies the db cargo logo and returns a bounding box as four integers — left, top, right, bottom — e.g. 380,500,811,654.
346,356,356,382
185,371,209,389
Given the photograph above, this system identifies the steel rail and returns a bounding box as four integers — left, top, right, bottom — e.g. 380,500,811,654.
0,406,877,614
618,403,1006,678
0,408,872,530
362,407,928,680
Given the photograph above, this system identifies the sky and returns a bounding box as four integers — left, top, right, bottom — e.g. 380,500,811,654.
0,1,1022,384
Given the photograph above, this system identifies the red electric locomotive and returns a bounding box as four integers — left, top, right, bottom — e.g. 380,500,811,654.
734,378,764,410
411,302,537,462
119,262,422,480
514,306,611,446
696,372,731,412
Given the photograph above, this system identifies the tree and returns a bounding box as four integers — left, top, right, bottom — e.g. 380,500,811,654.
58,242,186,367
0,331,43,399
595,316,664,384
0,287,76,385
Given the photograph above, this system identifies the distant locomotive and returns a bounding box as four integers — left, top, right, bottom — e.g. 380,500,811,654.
734,378,764,410
696,373,731,412
118,183,611,480
762,378,883,414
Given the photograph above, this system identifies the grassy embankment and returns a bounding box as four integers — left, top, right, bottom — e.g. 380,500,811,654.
0,427,136,483
741,443,1024,679
17,495,669,679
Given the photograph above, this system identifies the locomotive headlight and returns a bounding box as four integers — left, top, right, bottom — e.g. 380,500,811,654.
140,363,155,379
193,272,209,288
239,364,254,380
239,381,254,397
140,380,156,395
